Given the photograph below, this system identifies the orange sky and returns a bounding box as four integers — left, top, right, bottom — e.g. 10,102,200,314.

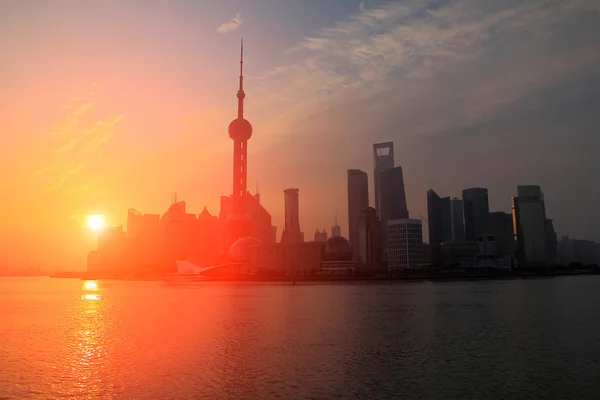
2,1,600,270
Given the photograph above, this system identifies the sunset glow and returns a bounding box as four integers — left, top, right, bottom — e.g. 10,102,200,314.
86,215,105,231
0,1,598,273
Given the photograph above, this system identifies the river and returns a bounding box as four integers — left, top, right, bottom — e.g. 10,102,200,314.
1,276,599,399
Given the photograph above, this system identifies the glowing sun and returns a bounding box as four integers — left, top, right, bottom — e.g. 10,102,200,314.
87,214,105,230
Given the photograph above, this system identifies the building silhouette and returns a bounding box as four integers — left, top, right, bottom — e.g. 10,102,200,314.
225,39,254,246
313,229,328,242
441,197,464,242
347,169,369,261
463,187,489,241
281,188,303,244
427,189,444,263
331,213,341,239
373,142,394,218
387,219,424,272
485,211,515,257
379,166,409,262
357,206,382,272
512,185,547,265
545,219,557,264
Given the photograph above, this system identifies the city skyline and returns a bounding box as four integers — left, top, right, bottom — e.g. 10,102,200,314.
1,1,600,270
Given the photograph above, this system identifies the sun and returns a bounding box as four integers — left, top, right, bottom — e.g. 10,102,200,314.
87,214,105,231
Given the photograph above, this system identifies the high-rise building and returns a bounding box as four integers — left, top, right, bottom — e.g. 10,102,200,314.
226,39,254,246
379,166,409,262
545,219,557,265
373,142,394,218
512,185,547,265
387,219,424,272
331,213,341,238
485,211,515,256
347,169,369,260
281,188,303,244
313,229,328,242
441,197,464,242
462,188,489,241
357,206,382,271
558,235,574,265
427,189,443,262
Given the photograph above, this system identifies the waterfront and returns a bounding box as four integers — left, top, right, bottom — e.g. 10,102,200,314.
1,276,600,399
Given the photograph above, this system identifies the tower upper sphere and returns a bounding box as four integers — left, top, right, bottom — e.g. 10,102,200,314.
229,118,252,141
229,38,252,141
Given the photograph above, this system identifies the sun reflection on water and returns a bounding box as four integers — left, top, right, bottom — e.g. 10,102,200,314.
54,279,118,398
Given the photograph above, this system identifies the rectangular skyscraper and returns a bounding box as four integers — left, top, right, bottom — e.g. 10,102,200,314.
347,169,369,261
373,142,394,218
379,166,409,262
427,189,443,262
462,188,489,241
387,219,424,272
281,188,303,244
380,167,409,223
485,211,515,256
512,185,547,265
441,197,465,242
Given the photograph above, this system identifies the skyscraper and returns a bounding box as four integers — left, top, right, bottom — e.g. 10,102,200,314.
441,197,465,242
427,189,443,262
380,166,409,223
331,213,341,238
226,39,253,245
373,142,394,218
387,219,424,272
485,211,515,257
357,206,382,271
347,169,369,260
281,188,303,244
462,187,489,241
512,185,547,264
379,166,409,263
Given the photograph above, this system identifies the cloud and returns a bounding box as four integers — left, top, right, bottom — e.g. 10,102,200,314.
217,13,244,33
246,0,600,241
252,0,599,135
31,88,125,193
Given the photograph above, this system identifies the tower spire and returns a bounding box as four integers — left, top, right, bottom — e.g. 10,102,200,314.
237,38,245,119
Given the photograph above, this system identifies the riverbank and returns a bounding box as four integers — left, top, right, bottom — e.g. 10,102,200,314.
48,268,600,283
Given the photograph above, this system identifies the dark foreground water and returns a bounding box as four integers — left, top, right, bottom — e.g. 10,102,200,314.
1,277,600,400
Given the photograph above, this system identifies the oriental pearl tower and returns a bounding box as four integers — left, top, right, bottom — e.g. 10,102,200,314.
226,39,254,246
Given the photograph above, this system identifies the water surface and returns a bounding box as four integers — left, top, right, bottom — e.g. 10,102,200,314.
1,276,599,399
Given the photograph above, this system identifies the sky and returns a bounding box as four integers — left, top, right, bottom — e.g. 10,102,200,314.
1,0,599,270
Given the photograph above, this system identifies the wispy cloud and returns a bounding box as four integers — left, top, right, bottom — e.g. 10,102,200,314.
252,0,599,136
217,13,244,33
32,87,125,193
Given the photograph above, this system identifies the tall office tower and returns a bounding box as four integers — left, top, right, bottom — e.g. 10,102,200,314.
512,185,547,265
427,189,443,262
387,219,424,272
281,188,303,244
331,213,342,238
441,197,465,242
226,39,253,245
379,166,409,261
347,169,369,260
485,211,515,256
545,219,557,264
557,235,574,265
357,207,382,271
313,229,328,242
373,142,395,218
462,187,489,241
380,166,409,223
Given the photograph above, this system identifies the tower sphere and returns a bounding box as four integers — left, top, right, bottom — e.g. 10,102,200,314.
228,118,253,141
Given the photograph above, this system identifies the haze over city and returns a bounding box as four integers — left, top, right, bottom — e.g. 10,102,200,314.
1,0,599,270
